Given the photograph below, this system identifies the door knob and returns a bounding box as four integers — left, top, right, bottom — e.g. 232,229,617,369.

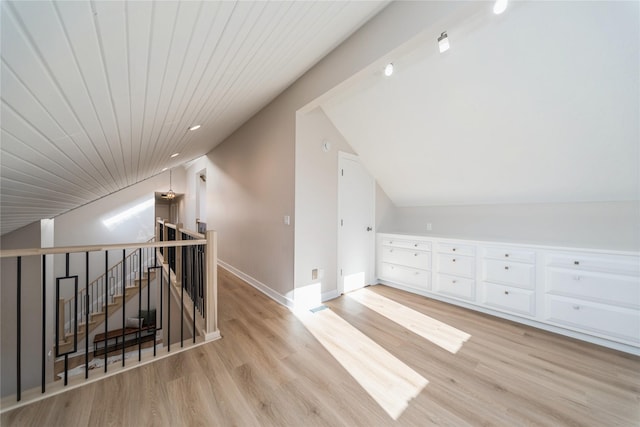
366,227,372,231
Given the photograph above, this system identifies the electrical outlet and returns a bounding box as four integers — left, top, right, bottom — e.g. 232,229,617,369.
426,223,432,231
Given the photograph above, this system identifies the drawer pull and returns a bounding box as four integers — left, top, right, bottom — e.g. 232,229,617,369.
414,243,418,247
504,266,509,270
573,305,581,310
504,291,509,295
452,248,457,252
452,280,457,284
505,253,509,258
452,259,456,262
414,253,418,256
415,272,420,275
574,261,580,265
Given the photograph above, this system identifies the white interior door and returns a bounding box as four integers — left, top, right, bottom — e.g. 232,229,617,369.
338,152,375,294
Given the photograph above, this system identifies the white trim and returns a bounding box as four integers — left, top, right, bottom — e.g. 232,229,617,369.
218,260,295,309
203,330,222,341
321,290,341,302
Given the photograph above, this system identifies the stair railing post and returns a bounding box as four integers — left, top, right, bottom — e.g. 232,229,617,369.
175,224,183,346
175,224,183,290
204,230,219,340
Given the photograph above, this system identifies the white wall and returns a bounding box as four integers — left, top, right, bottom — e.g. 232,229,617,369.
294,107,356,301
198,1,467,302
0,221,43,397
54,171,182,247
322,1,640,208
385,201,640,251
183,157,209,233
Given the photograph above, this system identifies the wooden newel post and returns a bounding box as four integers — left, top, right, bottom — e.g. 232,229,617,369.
204,230,220,340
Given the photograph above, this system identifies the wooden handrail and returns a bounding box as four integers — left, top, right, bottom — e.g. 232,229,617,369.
0,239,206,258
180,228,204,239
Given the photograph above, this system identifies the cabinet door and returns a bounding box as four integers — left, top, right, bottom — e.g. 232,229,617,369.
546,268,640,309
436,274,475,301
437,254,474,278
382,238,432,251
484,259,535,289
381,247,431,270
380,263,431,290
483,247,536,264
547,252,640,275
482,282,535,316
438,242,475,257
546,296,640,343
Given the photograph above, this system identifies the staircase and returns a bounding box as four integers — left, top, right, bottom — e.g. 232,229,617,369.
57,244,158,356
57,270,156,354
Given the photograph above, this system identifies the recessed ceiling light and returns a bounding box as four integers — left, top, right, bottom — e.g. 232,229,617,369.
384,63,394,77
493,0,508,14
171,153,179,158
438,31,450,53
189,124,201,131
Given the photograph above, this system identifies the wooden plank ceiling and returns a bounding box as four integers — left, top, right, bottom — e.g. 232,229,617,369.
0,0,386,236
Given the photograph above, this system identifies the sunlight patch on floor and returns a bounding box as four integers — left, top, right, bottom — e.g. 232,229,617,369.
347,288,471,354
294,307,428,420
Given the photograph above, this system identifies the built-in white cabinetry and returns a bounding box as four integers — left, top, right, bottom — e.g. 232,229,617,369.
376,233,640,354
480,246,536,316
544,251,640,345
435,242,475,301
378,237,432,292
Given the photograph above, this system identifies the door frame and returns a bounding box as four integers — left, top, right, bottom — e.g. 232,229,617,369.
337,151,376,295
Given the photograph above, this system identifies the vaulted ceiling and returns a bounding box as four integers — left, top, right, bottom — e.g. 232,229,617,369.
322,1,639,207
0,0,387,236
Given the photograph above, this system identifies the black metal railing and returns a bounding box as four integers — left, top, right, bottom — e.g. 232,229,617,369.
1,232,210,404
181,232,205,316
167,227,176,273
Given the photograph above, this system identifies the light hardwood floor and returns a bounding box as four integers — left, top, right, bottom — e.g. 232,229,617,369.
3,267,639,426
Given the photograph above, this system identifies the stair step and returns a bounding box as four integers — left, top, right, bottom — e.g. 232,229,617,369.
65,329,85,340
102,300,122,310
90,312,105,322
78,320,97,329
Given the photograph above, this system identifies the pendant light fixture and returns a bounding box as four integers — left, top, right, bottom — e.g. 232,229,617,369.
164,169,176,200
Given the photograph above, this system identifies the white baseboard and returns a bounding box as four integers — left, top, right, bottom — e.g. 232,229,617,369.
218,260,295,309
321,290,341,302
203,330,222,341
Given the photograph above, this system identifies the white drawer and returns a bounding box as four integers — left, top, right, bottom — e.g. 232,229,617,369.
546,252,640,276
546,295,640,343
547,268,640,309
483,246,535,264
382,238,432,252
438,242,475,257
483,259,535,290
437,254,474,278
380,247,431,270
436,274,475,301
482,282,535,316
380,263,431,290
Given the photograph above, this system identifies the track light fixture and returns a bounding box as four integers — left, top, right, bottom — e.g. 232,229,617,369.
438,31,450,53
